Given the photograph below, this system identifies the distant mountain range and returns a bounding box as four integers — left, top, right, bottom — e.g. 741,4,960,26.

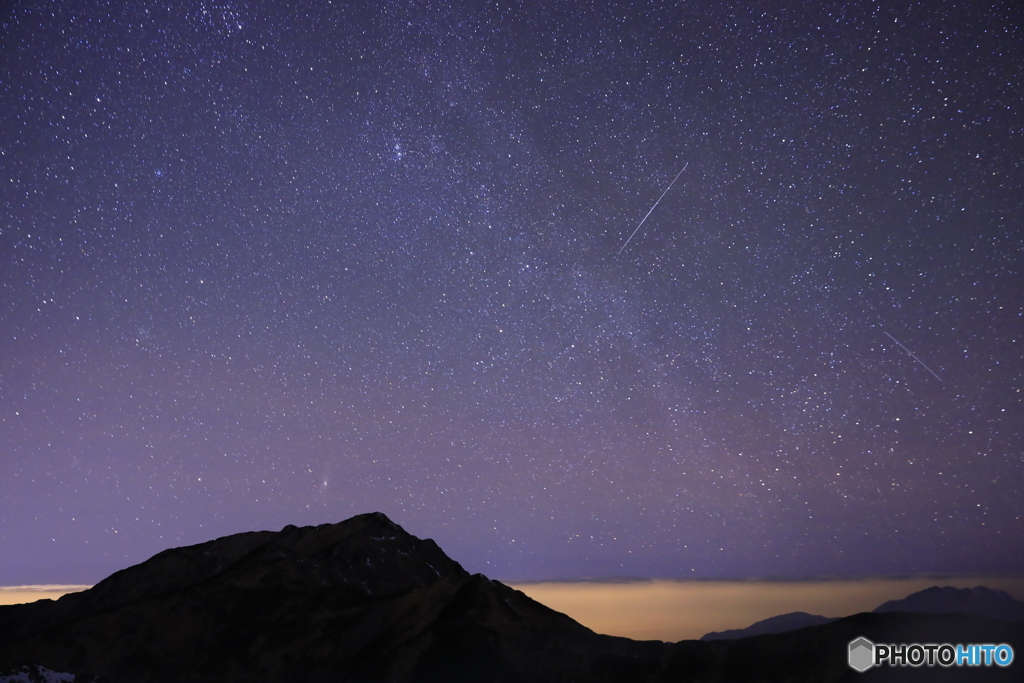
701,611,838,641
1,513,1021,682
700,585,1024,641
874,585,1024,622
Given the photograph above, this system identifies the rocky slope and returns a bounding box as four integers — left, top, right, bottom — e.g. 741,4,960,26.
0,514,667,682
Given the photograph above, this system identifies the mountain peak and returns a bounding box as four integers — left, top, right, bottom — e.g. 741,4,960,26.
16,513,466,629
873,585,1024,621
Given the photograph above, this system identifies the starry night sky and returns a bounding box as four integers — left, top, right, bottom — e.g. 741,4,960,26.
2,0,1022,586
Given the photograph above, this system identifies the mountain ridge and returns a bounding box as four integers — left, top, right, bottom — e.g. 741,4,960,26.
699,584,1024,641
701,611,837,641
873,585,1024,622
2,513,1022,682
0,514,665,682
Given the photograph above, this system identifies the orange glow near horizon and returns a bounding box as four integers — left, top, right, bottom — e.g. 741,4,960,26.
0,585,91,606
4,577,1023,642
510,576,1024,642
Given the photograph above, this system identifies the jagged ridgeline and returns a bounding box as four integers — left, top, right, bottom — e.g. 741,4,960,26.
1,513,1021,682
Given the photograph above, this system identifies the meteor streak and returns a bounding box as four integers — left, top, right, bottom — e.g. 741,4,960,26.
617,163,688,256
883,331,943,382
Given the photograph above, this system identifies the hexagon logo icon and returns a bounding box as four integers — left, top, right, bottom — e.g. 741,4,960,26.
848,637,875,672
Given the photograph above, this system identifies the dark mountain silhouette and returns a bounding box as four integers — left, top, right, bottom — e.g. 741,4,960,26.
700,585,1024,642
1,513,1021,682
874,585,1024,622
0,663,101,682
701,611,837,640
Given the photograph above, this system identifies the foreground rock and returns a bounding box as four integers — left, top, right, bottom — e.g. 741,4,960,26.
1,513,1021,682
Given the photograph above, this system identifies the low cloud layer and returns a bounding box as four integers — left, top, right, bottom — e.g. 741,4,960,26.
511,576,1024,641
0,585,90,606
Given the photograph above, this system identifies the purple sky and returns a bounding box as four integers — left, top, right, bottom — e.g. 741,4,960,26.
2,0,1022,586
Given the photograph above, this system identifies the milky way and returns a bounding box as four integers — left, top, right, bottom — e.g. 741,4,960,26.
2,1,1022,584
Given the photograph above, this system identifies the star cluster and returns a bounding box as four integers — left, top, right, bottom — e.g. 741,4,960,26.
2,0,1022,584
